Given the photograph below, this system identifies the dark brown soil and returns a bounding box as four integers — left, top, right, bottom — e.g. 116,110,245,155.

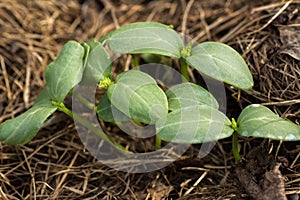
0,0,299,199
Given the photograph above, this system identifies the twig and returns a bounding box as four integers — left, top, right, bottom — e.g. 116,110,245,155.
181,0,194,34
51,151,79,199
261,99,300,106
24,53,31,108
0,56,12,100
22,150,36,200
254,0,293,33
183,171,208,196
290,151,300,169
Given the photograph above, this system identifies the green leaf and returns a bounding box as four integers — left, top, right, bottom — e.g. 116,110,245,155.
81,40,112,85
0,89,57,145
156,105,233,143
166,82,219,111
104,22,184,58
107,70,168,124
97,93,129,122
237,104,300,141
185,42,254,90
34,88,55,106
45,41,85,102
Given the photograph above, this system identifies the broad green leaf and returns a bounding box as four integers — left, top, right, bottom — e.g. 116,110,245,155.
156,105,233,143
104,22,184,58
166,82,219,111
185,42,254,90
45,41,85,102
97,93,129,122
81,40,112,85
0,89,57,145
237,104,300,141
107,70,168,124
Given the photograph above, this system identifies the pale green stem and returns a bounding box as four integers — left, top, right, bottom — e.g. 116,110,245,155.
180,58,189,81
132,54,140,69
230,118,241,162
232,132,241,163
155,135,161,150
73,93,95,111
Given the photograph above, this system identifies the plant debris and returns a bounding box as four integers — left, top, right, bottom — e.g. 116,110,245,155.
235,143,287,200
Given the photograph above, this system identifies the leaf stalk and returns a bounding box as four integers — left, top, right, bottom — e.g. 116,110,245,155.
52,101,127,154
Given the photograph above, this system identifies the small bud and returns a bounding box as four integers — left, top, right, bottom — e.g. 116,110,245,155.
231,118,238,131
99,77,113,89
168,24,174,29
180,41,193,58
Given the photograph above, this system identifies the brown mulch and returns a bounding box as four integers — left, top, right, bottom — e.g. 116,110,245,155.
0,0,299,199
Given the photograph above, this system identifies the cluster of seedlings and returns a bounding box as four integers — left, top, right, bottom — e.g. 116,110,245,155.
0,22,299,162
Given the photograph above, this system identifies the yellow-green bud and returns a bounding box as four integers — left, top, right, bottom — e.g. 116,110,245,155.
99,77,112,89
231,118,238,131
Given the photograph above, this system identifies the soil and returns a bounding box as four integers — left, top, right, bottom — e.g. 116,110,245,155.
0,0,300,199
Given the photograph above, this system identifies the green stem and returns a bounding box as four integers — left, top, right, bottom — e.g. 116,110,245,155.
232,132,241,163
74,93,95,111
132,54,140,70
52,101,127,154
155,135,161,150
180,58,189,81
